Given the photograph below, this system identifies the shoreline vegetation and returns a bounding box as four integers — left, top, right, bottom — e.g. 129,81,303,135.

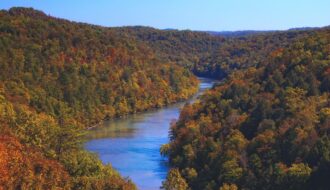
86,78,206,130
0,7,200,189
163,26,330,190
87,76,224,131
1,7,329,190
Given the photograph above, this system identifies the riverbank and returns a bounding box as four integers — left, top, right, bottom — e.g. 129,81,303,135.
85,78,217,189
86,77,206,130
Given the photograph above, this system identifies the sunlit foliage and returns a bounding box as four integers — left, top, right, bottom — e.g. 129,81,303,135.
165,27,330,190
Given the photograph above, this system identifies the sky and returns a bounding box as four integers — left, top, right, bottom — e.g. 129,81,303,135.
1,0,330,31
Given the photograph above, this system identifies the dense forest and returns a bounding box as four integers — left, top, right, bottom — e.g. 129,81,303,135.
0,7,201,189
163,27,330,189
112,26,224,68
0,7,200,126
1,7,329,190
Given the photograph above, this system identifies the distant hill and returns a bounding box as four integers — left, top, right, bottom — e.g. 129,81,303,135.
205,30,275,37
200,26,328,37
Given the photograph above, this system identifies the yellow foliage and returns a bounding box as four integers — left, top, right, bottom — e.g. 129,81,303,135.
219,183,238,190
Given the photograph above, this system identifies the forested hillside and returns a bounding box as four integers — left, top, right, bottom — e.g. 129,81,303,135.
163,28,330,190
0,7,200,189
1,7,329,190
113,26,224,68
0,7,199,126
193,30,323,78
115,26,327,80
0,93,136,189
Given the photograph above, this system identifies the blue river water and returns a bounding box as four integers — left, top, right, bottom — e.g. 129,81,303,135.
85,78,216,190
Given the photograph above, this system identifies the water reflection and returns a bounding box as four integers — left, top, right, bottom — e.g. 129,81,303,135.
85,78,217,190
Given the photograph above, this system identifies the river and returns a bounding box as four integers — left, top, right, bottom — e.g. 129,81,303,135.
85,78,217,190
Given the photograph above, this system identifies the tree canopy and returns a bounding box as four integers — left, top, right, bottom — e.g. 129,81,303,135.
165,26,330,190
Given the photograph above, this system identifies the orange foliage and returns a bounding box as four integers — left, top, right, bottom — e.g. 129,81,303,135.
0,135,70,190
270,48,284,58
